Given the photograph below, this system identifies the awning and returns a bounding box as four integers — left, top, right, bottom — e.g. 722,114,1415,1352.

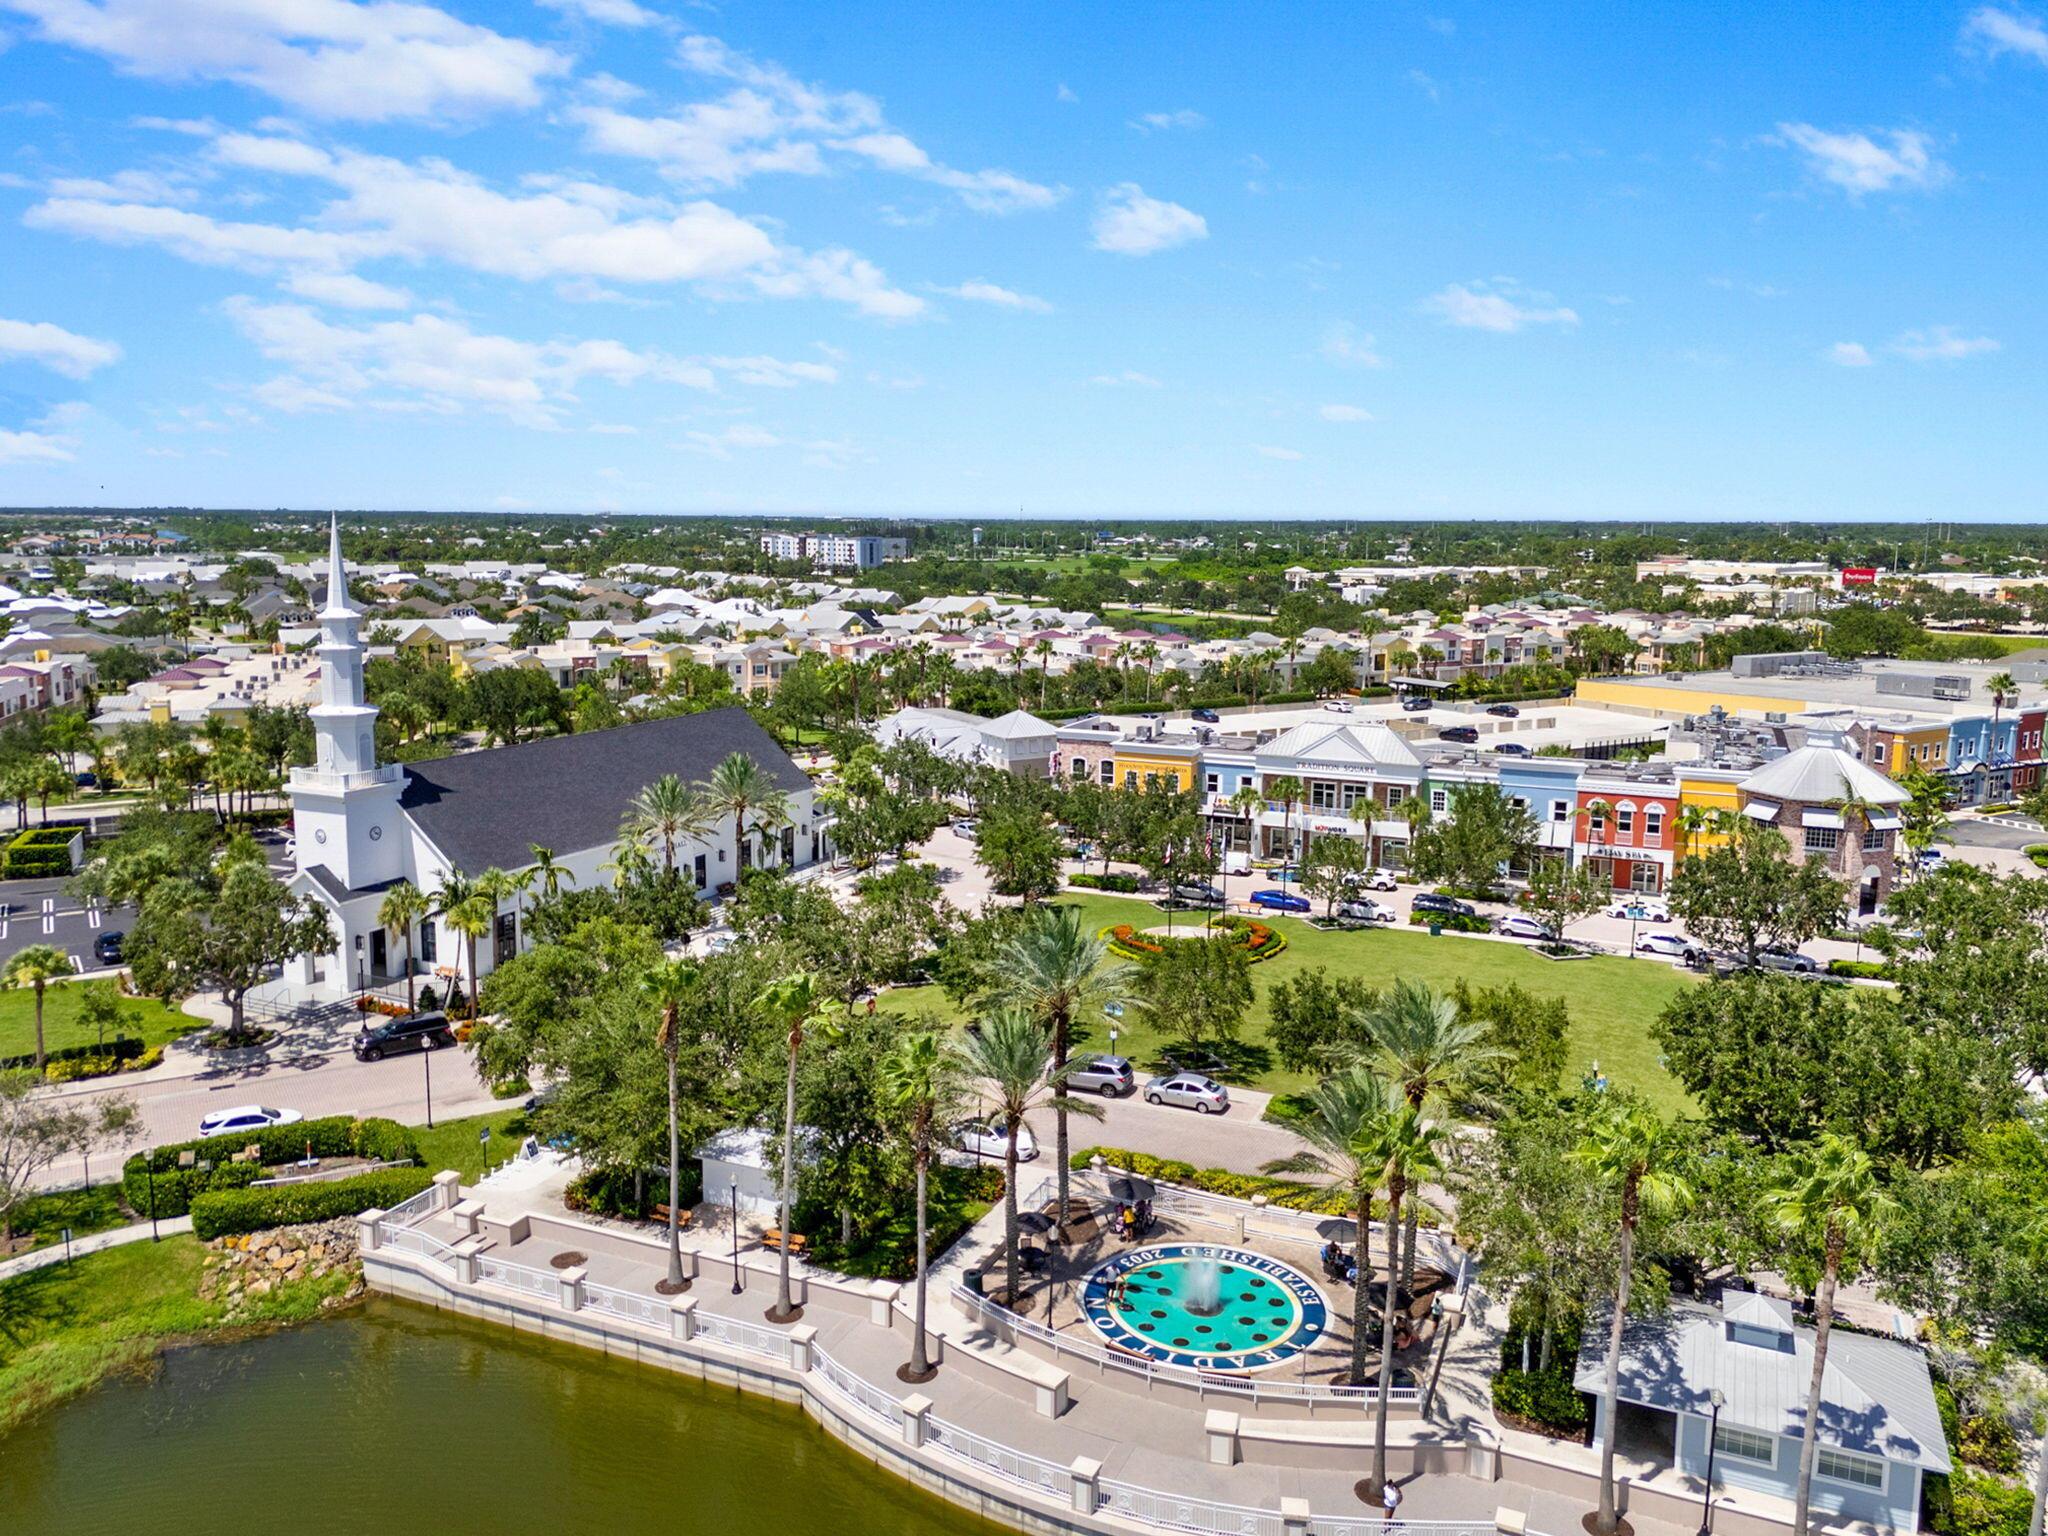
1743,801,1780,822
1537,823,1576,849
1370,821,1410,840
1868,814,1902,831
1802,809,1845,829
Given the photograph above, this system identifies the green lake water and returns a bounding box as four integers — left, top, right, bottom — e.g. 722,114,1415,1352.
0,1299,1005,1536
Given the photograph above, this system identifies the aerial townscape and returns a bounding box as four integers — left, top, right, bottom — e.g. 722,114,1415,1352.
3,10,2048,1536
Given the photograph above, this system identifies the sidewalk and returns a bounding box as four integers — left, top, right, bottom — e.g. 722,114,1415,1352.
0,1216,193,1283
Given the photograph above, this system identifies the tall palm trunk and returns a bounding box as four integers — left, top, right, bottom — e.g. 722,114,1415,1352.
1003,1122,1022,1304
402,931,417,1011
775,1026,800,1317
466,935,480,1018
909,1115,933,1376
33,985,47,1069
2030,1421,2048,1536
664,1035,685,1290
1597,1184,1640,1535
1051,1007,1072,1235
1373,1170,1406,1495
1348,1176,1374,1384
1791,1225,1845,1536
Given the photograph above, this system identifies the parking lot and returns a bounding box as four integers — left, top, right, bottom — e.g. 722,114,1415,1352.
0,876,133,974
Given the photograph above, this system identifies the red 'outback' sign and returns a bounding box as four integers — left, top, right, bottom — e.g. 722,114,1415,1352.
1840,567,1877,587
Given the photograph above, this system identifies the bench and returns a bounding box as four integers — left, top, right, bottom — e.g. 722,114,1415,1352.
760,1228,807,1256
650,1204,694,1230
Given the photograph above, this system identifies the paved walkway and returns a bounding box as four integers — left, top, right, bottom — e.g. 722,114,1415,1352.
0,1215,192,1283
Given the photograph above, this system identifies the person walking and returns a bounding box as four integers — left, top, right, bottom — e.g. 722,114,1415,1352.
1381,1479,1403,1522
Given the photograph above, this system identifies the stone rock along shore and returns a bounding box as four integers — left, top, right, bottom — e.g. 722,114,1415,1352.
199,1220,366,1320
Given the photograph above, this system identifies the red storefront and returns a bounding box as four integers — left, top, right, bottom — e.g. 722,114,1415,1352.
2016,708,2048,794
1573,786,1679,893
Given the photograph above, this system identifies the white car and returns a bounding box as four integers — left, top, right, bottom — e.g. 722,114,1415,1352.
1497,912,1551,941
1635,932,1699,961
198,1105,304,1140
1323,700,1356,714
951,1119,1037,1162
1144,1073,1231,1113
1357,870,1399,892
1336,898,1396,925
1607,897,1670,922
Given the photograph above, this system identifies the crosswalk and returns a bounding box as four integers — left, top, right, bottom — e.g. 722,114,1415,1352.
0,894,110,973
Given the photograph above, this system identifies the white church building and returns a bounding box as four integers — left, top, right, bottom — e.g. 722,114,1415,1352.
282,517,821,1004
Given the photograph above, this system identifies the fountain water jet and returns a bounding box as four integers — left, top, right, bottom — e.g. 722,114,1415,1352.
1184,1248,1224,1316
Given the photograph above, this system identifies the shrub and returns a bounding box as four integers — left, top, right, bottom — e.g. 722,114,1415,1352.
1925,1468,2032,1536
2025,845,2048,870
1827,959,1892,980
190,1167,435,1239
1492,1368,1591,1436
2,1034,147,1074
1068,872,1141,893
124,1158,268,1219
566,1165,648,1219
43,1045,163,1082
1408,911,1492,934
124,1115,419,1216
2,826,77,877
1069,1146,1439,1226
1098,917,1288,964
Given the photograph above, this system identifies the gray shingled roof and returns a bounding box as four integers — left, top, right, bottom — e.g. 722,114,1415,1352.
1573,1300,1950,1473
398,707,810,873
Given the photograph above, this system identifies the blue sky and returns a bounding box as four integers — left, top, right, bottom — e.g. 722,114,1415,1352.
0,1,2044,520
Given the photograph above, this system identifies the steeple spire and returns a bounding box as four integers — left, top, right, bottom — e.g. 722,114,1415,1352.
320,511,358,619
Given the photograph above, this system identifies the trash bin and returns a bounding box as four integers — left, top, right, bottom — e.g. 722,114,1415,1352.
1429,922,1442,937
964,1270,985,1297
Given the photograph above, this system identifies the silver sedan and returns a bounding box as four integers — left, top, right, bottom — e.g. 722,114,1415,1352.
1143,1073,1231,1114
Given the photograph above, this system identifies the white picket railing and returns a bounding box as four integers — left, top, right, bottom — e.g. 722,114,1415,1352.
811,1345,901,1428
693,1309,794,1364
1098,1480,1287,1536
926,1414,1074,1502
381,1184,440,1225
584,1281,667,1329
381,1224,458,1270
477,1254,557,1301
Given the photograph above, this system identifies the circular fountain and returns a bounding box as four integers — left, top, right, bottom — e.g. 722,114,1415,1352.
1080,1244,1328,1372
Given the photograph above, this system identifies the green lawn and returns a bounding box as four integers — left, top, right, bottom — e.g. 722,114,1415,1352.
889,893,1693,1114
411,1108,535,1184
3,1186,130,1254
0,1235,353,1433
0,982,199,1062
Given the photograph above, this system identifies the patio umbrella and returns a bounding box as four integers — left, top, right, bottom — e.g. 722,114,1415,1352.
1315,1217,1359,1243
1016,1211,1056,1236
1106,1175,1156,1204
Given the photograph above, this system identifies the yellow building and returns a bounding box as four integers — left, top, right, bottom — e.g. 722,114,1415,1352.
1575,675,1817,722
1673,766,1746,859
1109,743,1199,792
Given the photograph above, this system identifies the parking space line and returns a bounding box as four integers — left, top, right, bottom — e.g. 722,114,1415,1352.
69,953,85,974
86,901,102,930
40,898,54,935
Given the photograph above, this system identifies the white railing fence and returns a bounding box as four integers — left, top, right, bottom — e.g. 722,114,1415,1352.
812,1345,901,1429
584,1281,667,1329
382,1184,440,1225
692,1309,794,1365
1099,1480,1287,1536
927,1415,1075,1502
381,1224,458,1270
477,1254,557,1301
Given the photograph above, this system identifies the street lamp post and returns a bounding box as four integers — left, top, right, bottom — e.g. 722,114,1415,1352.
1698,1388,1726,1536
729,1178,743,1295
422,1040,435,1129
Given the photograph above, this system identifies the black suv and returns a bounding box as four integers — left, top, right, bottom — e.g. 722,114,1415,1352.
1412,892,1477,918
353,1009,456,1062
1191,707,1221,723
1437,725,1479,743
93,930,125,965
1486,703,1520,717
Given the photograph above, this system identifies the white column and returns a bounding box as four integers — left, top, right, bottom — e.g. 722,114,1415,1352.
1068,1457,1102,1516
558,1265,586,1312
1281,1497,1312,1536
1205,1410,1240,1465
432,1170,461,1210
868,1280,900,1329
789,1323,817,1373
670,1297,699,1342
357,1209,385,1253
899,1392,931,1449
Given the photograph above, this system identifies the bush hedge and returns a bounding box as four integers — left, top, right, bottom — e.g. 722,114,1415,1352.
1408,911,1493,934
2025,844,2048,870
43,1044,162,1082
1068,872,1141,893
2,825,76,877
123,1115,419,1217
191,1167,436,1240
1099,916,1288,964
1924,1468,2032,1536
1,1034,146,1074
1070,1146,1440,1225
1827,959,1893,980
1491,1368,1591,1437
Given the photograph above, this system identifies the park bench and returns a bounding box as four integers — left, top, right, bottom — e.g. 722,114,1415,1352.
760,1228,808,1256
649,1204,694,1230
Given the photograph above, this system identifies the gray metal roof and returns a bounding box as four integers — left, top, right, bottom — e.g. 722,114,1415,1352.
398,707,810,873
1573,1300,1950,1473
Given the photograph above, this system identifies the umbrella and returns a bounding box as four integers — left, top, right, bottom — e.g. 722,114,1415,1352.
1315,1217,1359,1243
1107,1175,1156,1204
1016,1211,1056,1236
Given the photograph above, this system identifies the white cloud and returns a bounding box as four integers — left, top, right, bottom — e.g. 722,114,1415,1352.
1962,7,2048,65
0,0,568,121
1318,403,1373,422
570,35,1061,214
1423,280,1579,333
704,354,837,387
0,428,74,463
1774,123,1949,196
284,270,413,309
1826,341,1874,367
938,279,1052,313
682,422,782,456
1890,326,1999,362
537,0,663,27
33,131,924,318
1131,109,1204,132
1253,444,1304,461
1320,323,1386,368
1407,69,1441,102
1055,82,1078,104
1087,369,1162,387
1091,183,1206,255
0,315,121,377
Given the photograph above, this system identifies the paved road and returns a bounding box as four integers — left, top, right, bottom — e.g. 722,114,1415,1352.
1949,814,2043,850
0,876,134,970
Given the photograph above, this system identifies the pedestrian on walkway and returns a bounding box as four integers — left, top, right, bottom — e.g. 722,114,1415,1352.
1381,1479,1402,1522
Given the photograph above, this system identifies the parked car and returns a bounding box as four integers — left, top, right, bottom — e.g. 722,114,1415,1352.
953,818,979,837
198,1104,303,1140
1756,947,1819,975
1412,892,1477,918
1497,912,1551,941
1486,703,1521,718
1169,880,1225,908
1191,707,1221,723
1400,694,1433,712
1357,869,1399,892
1635,932,1700,961
1493,742,1532,757
1336,898,1396,925
353,1009,457,1062
1064,1055,1137,1097
1323,700,1355,713
1438,725,1479,744
93,930,124,965
1916,847,1947,870
1250,888,1312,913
74,771,98,788
1144,1073,1230,1114
1607,897,1670,922
951,1119,1038,1161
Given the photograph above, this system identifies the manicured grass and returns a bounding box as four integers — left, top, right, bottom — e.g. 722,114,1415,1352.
0,982,199,1062
0,1234,353,1433
1923,632,2046,656
889,893,1693,1114
410,1108,534,1183
3,1186,130,1254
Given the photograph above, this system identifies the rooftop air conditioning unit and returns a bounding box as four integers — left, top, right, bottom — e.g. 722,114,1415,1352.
1766,711,1788,724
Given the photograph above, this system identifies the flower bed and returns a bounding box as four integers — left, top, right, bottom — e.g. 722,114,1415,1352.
1098,915,1288,963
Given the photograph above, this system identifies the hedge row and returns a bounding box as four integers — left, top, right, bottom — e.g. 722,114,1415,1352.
3,827,77,878
0,1034,145,1074
191,1167,436,1240
1408,910,1493,935
1827,959,1893,980
1492,1368,1591,1436
124,1115,420,1217
1072,1145,1441,1226
1067,872,1141,893
44,1044,163,1082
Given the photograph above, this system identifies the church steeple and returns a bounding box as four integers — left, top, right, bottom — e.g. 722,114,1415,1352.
320,510,359,620
302,513,381,781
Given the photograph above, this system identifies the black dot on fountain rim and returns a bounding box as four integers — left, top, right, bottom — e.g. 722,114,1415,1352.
1171,1338,1190,1348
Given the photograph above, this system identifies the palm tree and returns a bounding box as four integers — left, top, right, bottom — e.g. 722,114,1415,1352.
1574,1101,1695,1536
377,880,432,1010
1229,783,1266,906
625,772,713,875
1357,980,1505,1286
952,1008,1101,1306
1766,1134,1895,1536
527,844,574,903
753,973,835,1321
5,944,75,1069
600,832,655,890
1989,671,2018,732
643,956,703,1293
434,871,492,1019
706,752,792,874
880,1030,964,1378
1824,783,1882,883
1354,1095,1449,1497
985,906,1135,1235
1262,1066,1403,1385
1267,775,1304,868
476,866,522,964
1676,803,1719,862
